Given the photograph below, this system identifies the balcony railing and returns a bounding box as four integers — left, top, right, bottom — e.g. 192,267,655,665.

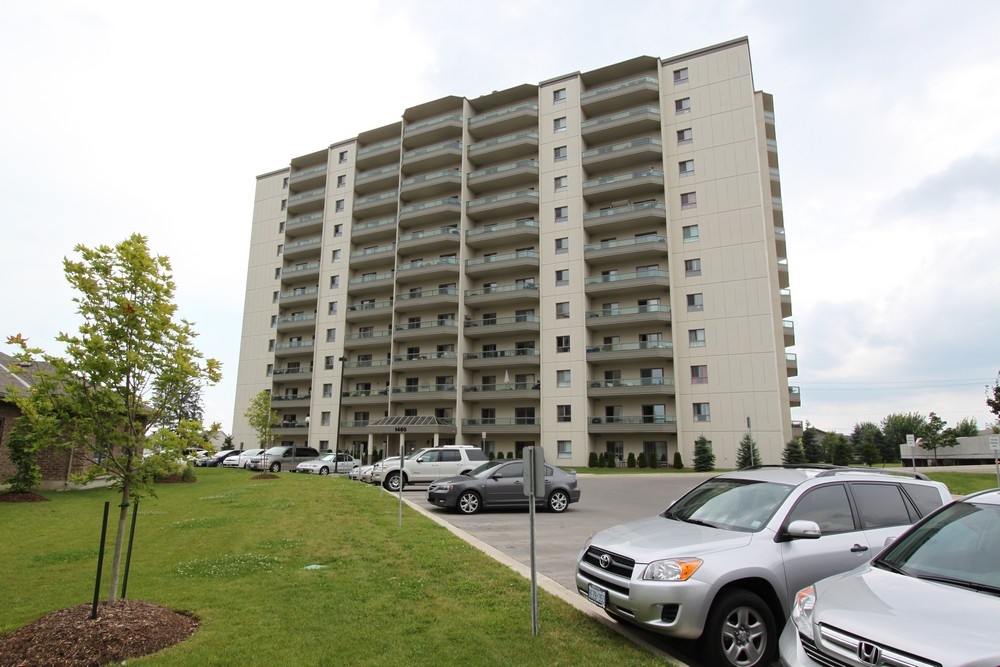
463,348,539,360
586,341,673,353
392,351,458,362
584,269,668,285
344,329,392,341
287,187,325,204
398,227,460,243
466,189,539,211
589,415,677,425
585,304,671,319
469,103,539,126
395,287,459,301
357,138,401,156
402,140,462,160
274,313,316,327
466,250,540,267
582,168,663,190
393,320,458,332
404,114,462,134
391,384,457,394
271,366,313,376
587,378,674,388
464,282,538,297
289,164,327,182
463,383,540,392
581,136,662,159
397,257,459,272
285,212,324,230
464,315,540,327
583,235,666,253
344,359,391,369
466,218,539,239
347,298,394,312
580,75,658,101
581,105,660,131
350,244,395,259
271,394,312,402
348,271,394,286
462,418,538,426
467,159,539,180
583,201,665,222
274,340,314,351
468,131,539,155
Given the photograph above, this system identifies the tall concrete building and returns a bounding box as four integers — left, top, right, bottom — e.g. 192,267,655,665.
231,37,799,469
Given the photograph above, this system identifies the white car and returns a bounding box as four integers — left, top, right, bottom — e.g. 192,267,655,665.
223,448,264,469
295,453,359,475
378,446,488,491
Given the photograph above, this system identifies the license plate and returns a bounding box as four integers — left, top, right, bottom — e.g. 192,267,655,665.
587,583,607,608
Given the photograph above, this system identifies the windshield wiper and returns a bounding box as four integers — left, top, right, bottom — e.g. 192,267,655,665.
872,558,906,575
917,574,1000,596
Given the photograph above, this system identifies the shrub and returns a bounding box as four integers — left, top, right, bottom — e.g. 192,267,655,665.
489,451,495,460
181,463,197,483
637,452,648,468
588,452,598,468
693,435,715,472
506,452,513,459
627,452,636,468
672,452,683,469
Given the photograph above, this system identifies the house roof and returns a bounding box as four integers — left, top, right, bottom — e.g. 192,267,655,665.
0,351,55,400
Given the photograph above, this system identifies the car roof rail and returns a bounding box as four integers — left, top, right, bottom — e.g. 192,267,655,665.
813,466,931,481
740,464,839,472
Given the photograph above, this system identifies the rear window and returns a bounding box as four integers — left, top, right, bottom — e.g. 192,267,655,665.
851,483,913,529
903,483,947,517
467,449,488,461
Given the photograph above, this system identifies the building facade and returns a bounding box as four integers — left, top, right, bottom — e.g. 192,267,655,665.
231,38,800,468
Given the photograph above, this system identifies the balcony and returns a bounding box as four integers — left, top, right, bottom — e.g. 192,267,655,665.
582,169,664,203
466,189,539,221
467,160,539,194
340,389,391,406
343,328,392,349
583,235,667,264
468,102,538,139
397,226,461,253
288,163,327,191
347,271,394,295
580,106,662,144
401,140,462,172
462,348,540,369
586,377,676,398
350,216,397,242
463,314,540,339
286,187,325,214
356,138,401,169
399,168,462,199
285,211,324,235
282,236,322,261
389,384,458,403
582,137,663,174
344,298,393,322
465,219,539,248
280,261,321,283
462,383,540,401
278,286,319,307
349,243,395,269
271,366,313,380
584,304,671,329
789,386,801,407
580,75,659,115
461,418,540,434
393,287,459,312
786,353,798,378
392,319,459,342
273,339,315,358
398,197,462,228
778,257,790,289
467,131,539,166
465,250,540,278
783,320,795,347
779,288,792,319
396,256,460,282
587,415,677,434
584,269,669,296
464,282,539,307
391,351,458,371
354,164,400,195
342,359,391,377
274,313,317,333
403,113,463,146
583,201,666,233
271,420,311,434
353,189,398,216
586,341,673,361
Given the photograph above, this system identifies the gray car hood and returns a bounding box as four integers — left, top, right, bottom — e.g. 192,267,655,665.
591,515,754,563
813,566,1000,664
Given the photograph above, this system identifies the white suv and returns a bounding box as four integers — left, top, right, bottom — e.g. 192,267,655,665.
380,445,488,491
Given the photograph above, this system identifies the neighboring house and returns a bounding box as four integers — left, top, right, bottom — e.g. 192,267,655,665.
0,351,97,490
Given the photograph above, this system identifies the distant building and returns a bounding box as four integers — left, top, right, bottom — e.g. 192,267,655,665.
899,434,1000,466
231,37,799,468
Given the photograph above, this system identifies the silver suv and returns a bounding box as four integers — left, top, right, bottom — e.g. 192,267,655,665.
575,465,951,667
779,488,1000,667
248,446,320,473
380,445,488,491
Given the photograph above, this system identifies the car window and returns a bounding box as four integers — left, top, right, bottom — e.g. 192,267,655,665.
467,449,488,461
786,484,855,534
498,462,523,477
851,482,913,529
470,461,504,477
903,483,946,517
419,450,440,463
666,479,792,532
440,450,460,462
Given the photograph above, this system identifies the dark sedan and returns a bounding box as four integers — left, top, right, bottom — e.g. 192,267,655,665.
427,460,581,514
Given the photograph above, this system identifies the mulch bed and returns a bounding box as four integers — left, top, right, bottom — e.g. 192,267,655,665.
0,600,197,667
0,492,48,503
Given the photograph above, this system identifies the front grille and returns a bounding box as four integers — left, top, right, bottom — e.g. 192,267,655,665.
582,546,635,578
801,635,849,667
805,625,941,667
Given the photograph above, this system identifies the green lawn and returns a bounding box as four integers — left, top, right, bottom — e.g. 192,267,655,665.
0,470,667,667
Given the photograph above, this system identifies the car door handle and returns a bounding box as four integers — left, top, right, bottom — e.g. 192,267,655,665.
850,544,869,553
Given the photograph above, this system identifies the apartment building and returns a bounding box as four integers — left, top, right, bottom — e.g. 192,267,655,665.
231,37,799,469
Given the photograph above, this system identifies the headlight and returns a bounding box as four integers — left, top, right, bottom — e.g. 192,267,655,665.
642,558,702,581
790,586,815,636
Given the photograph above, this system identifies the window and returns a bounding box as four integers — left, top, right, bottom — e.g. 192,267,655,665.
272,291,279,303
337,175,346,187
557,440,572,459
323,383,333,398
554,175,567,190
330,275,340,288
679,160,694,177
333,224,343,237
787,485,855,534
673,67,689,84
282,176,289,189
555,269,569,286
684,258,701,276
280,199,287,211
693,402,711,422
689,328,706,347
557,405,572,422
326,328,336,342
687,293,704,312
556,335,570,353
851,483,914,529
556,370,571,388
682,225,699,243
274,268,281,279
276,244,284,256
320,412,331,427
553,117,567,132
339,150,348,163
677,128,693,145
269,314,277,326
681,192,697,209
332,249,341,262
553,88,566,103
691,365,708,384
514,407,536,425
268,339,275,351
555,302,570,319
675,97,691,114
554,206,568,222
554,146,567,161
324,356,336,369
555,237,569,254
335,199,345,212
266,363,273,376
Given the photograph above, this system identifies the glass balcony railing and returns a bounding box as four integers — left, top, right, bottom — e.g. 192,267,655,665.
466,218,538,238
462,418,538,426
463,348,539,360
469,103,539,126
589,415,677,425
581,106,660,130
346,298,393,312
466,250,539,267
583,235,666,252
280,262,320,277
581,137,662,158
397,257,459,272
404,114,462,134
400,197,461,216
585,304,670,318
587,378,675,388
584,269,668,285
467,159,539,180
394,320,458,332
582,169,663,189
468,131,539,154
585,341,673,353
402,140,462,160
348,271,394,285
580,75,658,101
350,244,395,259
358,138,400,156
398,227,460,243
395,287,458,301
287,188,324,203
400,169,461,187
274,340,314,351
392,351,457,362
583,201,665,221
289,164,327,181
464,315,540,327
464,282,539,297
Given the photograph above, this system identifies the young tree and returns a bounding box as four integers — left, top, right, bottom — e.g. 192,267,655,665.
851,421,883,467
782,438,806,465
801,425,825,463
952,417,980,437
823,432,853,466
919,412,959,464
693,435,715,472
6,234,221,604
736,432,761,469
881,412,926,462
988,370,1000,421
244,389,277,448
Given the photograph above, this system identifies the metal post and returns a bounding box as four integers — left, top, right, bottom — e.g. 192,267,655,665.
91,501,110,619
120,499,139,600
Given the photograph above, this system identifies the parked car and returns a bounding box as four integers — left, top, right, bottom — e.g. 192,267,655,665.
575,465,952,667
365,458,397,485
427,459,580,514
349,464,371,481
379,445,488,491
779,487,1000,667
202,449,240,467
295,453,359,475
223,448,265,469
248,446,320,473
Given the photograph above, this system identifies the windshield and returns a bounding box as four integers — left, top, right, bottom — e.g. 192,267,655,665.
662,478,793,532
876,500,1000,592
468,460,506,478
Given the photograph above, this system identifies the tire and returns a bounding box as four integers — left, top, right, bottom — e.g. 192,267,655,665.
701,590,776,667
383,471,403,492
269,462,281,473
547,490,570,513
457,491,481,514
319,467,330,476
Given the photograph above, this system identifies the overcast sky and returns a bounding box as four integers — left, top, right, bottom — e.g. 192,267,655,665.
3,1,999,436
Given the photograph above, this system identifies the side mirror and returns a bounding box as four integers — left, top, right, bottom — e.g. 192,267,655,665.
783,519,822,540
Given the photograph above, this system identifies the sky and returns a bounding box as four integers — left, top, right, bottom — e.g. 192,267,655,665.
2,0,999,437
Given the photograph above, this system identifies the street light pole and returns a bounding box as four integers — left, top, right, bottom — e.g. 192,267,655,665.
334,356,346,474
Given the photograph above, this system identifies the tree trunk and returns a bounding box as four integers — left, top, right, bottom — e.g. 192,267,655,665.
107,477,131,603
